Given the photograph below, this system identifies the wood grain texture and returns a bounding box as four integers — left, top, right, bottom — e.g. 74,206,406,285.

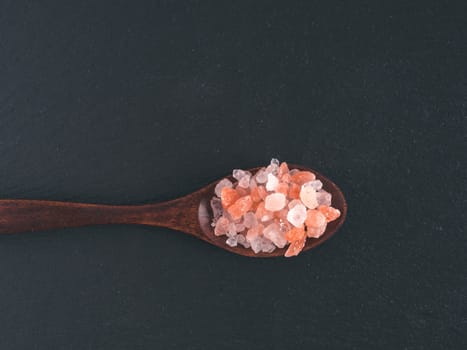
0,165,346,258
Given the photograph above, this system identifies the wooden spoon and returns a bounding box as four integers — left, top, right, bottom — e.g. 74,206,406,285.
0,165,346,257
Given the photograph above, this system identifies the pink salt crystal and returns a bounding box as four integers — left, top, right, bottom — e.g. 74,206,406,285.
255,169,268,183
243,212,258,229
305,209,326,228
287,203,307,228
275,182,289,196
235,186,250,197
214,217,230,236
215,178,233,197
263,222,287,248
280,173,291,183
316,190,332,206
266,173,279,191
235,223,246,233
264,192,286,211
246,224,264,243
249,178,257,189
306,223,327,238
287,199,303,209
299,183,318,209
238,174,251,188
276,209,289,223
257,186,268,200
255,202,273,222
289,168,299,175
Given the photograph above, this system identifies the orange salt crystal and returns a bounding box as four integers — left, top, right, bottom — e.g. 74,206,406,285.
285,226,306,242
236,186,250,197
284,235,306,257
278,162,289,177
275,182,289,196
305,209,326,228
250,187,262,203
288,183,301,199
221,187,239,208
280,172,291,183
317,205,341,223
227,195,253,220
290,171,316,185
257,186,268,200
255,201,272,221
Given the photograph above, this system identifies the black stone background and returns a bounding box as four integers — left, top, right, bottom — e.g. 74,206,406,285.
0,1,466,349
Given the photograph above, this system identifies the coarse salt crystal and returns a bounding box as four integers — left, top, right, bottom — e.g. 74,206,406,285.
233,169,251,181
266,173,279,191
243,212,258,229
255,169,268,183
287,199,303,209
300,183,318,209
304,180,323,191
287,203,307,227
263,222,287,248
238,174,251,188
316,190,332,206
264,192,286,211
226,236,238,247
214,178,233,197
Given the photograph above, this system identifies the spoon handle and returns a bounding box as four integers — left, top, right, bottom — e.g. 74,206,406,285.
0,199,136,234
0,196,199,234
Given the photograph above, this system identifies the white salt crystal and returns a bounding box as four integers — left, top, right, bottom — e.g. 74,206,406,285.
263,223,287,248
243,212,258,229
233,169,251,181
214,178,233,197
304,180,323,191
226,236,238,247
264,192,286,211
266,173,279,191
210,197,223,221
260,237,277,253
300,183,318,209
255,169,268,183
270,158,280,166
250,237,263,253
287,199,303,209
227,223,237,237
237,234,250,248
287,203,307,227
316,190,332,206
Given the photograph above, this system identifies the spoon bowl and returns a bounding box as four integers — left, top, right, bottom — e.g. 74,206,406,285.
198,164,347,257
0,164,346,257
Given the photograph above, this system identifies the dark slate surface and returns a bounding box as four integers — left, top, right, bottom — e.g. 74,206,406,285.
0,1,465,349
